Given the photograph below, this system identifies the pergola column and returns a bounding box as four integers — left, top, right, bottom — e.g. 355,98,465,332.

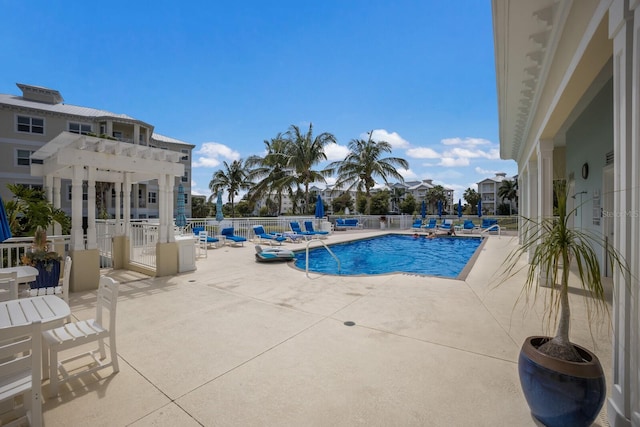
114,182,122,236
86,167,97,250
123,173,131,236
71,165,84,252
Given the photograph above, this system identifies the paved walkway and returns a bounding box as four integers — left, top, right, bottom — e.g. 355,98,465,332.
41,231,612,426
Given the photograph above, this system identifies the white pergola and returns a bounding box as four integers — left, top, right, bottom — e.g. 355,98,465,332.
30,131,185,288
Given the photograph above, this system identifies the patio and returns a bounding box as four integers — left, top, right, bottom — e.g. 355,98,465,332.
41,231,612,426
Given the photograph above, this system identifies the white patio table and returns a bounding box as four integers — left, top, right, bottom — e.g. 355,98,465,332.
0,266,39,300
0,294,69,328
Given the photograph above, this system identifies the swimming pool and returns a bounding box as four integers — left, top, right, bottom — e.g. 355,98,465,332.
293,234,484,278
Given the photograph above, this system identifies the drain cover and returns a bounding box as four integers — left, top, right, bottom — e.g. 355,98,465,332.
343,321,356,327
188,280,196,283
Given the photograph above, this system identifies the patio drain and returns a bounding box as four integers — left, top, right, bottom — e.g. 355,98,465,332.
343,321,356,327
188,280,196,282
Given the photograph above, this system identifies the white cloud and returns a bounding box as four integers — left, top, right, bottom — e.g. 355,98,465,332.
192,142,240,168
397,168,419,181
439,157,470,167
324,143,350,161
363,129,410,148
406,147,440,159
441,137,492,147
475,166,500,175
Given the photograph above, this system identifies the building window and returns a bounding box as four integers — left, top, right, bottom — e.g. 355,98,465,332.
182,171,188,183
113,131,122,139
183,193,188,204
69,122,92,135
15,183,43,192
16,115,44,134
67,184,88,201
16,149,34,166
148,192,157,204
181,149,189,161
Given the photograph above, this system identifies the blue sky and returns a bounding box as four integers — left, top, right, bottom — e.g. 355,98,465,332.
1,0,516,201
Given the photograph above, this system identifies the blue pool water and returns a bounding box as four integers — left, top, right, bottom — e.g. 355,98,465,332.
294,234,483,277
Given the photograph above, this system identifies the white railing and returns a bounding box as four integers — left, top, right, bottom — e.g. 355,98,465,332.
129,222,158,269
96,221,115,268
0,235,71,269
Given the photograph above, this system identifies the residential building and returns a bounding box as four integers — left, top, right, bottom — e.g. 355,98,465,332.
476,172,515,215
0,83,195,218
492,1,639,424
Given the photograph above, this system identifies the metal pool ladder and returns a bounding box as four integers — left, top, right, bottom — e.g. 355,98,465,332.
305,239,340,278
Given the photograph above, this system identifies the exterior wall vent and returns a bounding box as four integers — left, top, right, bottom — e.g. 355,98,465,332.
605,151,614,165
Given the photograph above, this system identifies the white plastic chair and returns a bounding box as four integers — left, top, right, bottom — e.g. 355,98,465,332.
42,276,119,397
198,230,208,258
25,256,71,305
0,271,18,301
0,320,42,427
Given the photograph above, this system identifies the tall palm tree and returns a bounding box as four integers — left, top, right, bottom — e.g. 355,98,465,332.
246,134,292,216
463,188,481,214
208,159,253,217
426,185,447,214
498,179,517,215
284,123,336,214
328,132,409,215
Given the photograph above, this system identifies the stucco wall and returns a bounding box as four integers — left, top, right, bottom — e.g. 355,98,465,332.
565,77,613,267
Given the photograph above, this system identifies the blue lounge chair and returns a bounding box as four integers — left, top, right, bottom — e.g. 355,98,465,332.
411,219,423,229
439,219,453,230
422,218,437,230
335,218,360,229
192,226,219,246
462,220,477,233
289,222,314,237
304,221,329,236
220,227,247,246
252,225,286,245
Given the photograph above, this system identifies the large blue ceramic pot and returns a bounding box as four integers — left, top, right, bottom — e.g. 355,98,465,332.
518,336,605,427
31,260,61,289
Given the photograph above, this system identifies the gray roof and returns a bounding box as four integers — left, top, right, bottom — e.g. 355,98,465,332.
0,93,138,121
152,133,194,147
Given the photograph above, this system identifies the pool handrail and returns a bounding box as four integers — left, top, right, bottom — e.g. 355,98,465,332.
480,224,501,237
305,239,340,278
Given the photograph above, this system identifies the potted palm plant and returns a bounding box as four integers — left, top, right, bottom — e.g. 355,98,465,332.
501,180,627,427
21,225,62,288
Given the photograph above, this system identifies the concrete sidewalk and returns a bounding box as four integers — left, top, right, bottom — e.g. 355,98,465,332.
41,231,612,426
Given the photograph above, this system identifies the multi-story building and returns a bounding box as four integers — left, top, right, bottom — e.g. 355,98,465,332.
0,83,194,218
476,172,508,215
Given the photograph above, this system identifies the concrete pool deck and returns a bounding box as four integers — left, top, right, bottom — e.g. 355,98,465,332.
40,230,612,426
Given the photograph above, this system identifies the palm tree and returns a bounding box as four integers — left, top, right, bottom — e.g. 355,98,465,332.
246,134,292,216
498,179,517,215
463,188,481,214
284,123,336,214
208,159,253,217
426,185,447,214
328,132,409,215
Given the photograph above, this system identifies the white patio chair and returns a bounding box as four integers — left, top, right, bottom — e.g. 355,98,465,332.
0,319,42,427
25,256,71,306
0,271,18,301
42,276,119,397
198,230,208,258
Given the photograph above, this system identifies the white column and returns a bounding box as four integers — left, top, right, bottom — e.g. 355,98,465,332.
71,166,84,251
114,182,122,236
537,139,554,219
608,1,635,425
630,3,640,425
52,177,62,236
123,174,131,237
86,167,97,250
526,156,538,261
518,165,527,244
158,176,167,243
44,175,53,204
